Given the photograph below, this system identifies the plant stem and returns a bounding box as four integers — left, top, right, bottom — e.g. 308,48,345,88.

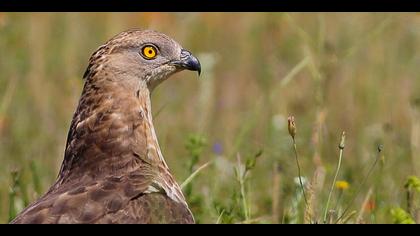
240,176,249,220
181,161,211,190
216,209,225,224
335,150,380,223
333,190,344,213
235,154,250,221
292,137,308,206
323,138,344,223
407,190,413,215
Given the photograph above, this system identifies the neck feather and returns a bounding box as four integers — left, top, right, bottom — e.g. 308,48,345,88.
58,76,168,182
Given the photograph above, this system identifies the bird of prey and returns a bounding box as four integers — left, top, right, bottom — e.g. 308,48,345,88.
11,29,201,224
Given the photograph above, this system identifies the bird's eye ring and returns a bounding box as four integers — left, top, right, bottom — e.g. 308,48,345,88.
141,45,158,60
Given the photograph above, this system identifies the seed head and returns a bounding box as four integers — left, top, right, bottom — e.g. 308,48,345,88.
288,116,296,139
339,131,346,150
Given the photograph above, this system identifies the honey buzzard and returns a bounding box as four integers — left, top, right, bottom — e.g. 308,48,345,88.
11,29,201,224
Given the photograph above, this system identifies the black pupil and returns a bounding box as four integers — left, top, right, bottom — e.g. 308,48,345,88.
148,49,153,55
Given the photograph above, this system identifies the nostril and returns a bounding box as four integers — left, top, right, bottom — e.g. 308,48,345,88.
180,49,192,59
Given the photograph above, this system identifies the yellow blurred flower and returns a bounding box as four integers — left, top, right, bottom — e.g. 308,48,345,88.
335,180,349,190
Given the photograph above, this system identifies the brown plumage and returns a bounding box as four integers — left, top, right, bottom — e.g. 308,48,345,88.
11,29,201,224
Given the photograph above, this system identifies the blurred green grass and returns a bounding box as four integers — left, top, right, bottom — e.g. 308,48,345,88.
0,13,420,223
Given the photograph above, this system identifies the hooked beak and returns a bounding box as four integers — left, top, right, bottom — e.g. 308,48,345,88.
169,49,201,76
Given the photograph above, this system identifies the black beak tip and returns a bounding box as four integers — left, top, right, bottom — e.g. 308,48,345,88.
196,61,201,77
187,54,201,77
179,49,201,77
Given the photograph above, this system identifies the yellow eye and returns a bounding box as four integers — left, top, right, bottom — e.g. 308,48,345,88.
141,45,157,59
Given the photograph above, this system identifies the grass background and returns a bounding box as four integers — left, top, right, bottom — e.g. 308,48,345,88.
0,13,420,223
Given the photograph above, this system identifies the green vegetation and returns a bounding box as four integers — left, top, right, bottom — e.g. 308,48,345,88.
1,13,420,223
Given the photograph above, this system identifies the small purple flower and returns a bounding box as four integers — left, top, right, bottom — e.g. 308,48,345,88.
213,142,223,155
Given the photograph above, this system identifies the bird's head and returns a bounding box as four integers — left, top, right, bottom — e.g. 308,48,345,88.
84,29,201,91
